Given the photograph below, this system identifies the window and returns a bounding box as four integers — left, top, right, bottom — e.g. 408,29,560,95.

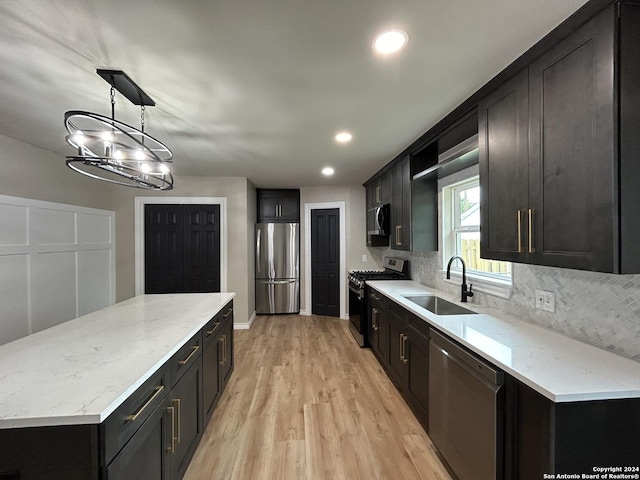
442,176,511,293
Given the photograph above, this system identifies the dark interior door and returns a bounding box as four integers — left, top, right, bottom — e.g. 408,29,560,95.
311,208,340,317
145,204,220,293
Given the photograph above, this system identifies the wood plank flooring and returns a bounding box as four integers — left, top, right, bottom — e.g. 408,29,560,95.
183,314,453,480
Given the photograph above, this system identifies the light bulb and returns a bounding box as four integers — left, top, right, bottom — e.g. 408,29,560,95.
158,164,171,175
135,149,146,160
139,163,152,174
373,29,409,54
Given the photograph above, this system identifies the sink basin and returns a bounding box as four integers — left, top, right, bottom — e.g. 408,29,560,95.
403,295,477,316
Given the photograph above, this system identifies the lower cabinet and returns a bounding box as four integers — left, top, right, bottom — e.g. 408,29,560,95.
385,300,430,430
203,301,234,423
368,289,388,365
106,400,172,480
367,289,640,476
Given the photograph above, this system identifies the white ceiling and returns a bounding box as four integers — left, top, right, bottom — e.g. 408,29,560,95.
0,0,589,188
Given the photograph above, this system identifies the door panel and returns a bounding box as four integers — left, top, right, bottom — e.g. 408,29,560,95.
528,8,615,271
479,69,529,262
311,209,340,317
145,205,220,294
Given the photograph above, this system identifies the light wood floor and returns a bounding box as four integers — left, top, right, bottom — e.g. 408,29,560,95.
183,314,453,480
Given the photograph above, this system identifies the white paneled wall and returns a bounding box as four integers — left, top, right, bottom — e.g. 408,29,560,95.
0,195,115,345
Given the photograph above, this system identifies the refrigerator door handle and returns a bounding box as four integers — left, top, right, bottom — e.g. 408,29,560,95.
263,279,297,285
256,228,261,274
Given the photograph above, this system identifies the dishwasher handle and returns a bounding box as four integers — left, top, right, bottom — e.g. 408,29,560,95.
430,330,504,388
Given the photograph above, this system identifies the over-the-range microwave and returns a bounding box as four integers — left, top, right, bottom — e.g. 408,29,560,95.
367,203,390,236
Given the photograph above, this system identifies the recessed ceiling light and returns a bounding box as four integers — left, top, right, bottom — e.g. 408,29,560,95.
322,167,335,176
373,29,409,55
335,131,353,143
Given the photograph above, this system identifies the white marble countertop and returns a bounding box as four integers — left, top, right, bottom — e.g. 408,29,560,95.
368,280,640,403
0,292,235,429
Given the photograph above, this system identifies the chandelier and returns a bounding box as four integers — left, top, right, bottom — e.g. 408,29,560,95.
64,69,174,190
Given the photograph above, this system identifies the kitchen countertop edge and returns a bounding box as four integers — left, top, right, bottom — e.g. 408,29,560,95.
367,280,640,403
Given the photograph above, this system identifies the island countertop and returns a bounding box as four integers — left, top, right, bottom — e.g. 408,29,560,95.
367,280,640,403
0,292,235,429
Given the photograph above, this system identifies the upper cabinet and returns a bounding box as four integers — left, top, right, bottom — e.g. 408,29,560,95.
257,189,300,223
366,172,391,209
480,3,640,273
391,156,411,251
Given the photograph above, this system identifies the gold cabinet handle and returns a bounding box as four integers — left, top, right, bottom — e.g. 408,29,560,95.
517,210,524,253
371,293,380,301
399,333,405,362
206,322,221,337
376,185,381,204
219,335,227,365
372,308,379,331
166,405,176,453
126,385,164,422
395,225,402,246
173,398,181,445
223,335,227,365
178,345,200,366
222,307,233,319
528,209,535,253
402,334,408,364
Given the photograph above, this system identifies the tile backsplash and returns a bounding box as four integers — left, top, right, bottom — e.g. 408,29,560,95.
384,248,640,362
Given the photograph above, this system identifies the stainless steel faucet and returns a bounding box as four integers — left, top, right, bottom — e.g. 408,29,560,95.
446,255,474,303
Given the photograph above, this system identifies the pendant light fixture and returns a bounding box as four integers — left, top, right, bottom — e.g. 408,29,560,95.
64,69,174,190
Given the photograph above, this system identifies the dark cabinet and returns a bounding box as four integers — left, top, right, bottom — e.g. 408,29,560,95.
385,302,430,430
169,360,202,480
481,4,640,273
368,289,388,365
257,189,300,222
506,376,640,476
365,172,390,209
106,400,172,480
390,156,411,251
202,301,234,423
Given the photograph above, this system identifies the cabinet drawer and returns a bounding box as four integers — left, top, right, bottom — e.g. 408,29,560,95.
388,300,406,322
101,364,169,466
170,333,202,388
407,312,429,340
368,290,387,310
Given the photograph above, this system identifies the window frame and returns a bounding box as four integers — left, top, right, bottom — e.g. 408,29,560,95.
442,175,512,298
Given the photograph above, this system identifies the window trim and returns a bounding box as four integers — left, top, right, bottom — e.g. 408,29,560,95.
442,175,512,298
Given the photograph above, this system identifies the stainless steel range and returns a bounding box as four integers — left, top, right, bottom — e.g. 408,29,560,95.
348,257,409,347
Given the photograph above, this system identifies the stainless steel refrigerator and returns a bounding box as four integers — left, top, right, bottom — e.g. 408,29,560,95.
255,222,299,314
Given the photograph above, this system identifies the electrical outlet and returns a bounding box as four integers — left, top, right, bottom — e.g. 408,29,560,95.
535,289,555,313
361,254,368,262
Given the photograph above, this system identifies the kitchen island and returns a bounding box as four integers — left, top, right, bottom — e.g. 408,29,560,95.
0,292,235,480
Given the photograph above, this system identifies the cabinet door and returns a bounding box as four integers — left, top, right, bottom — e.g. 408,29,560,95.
405,323,429,430
528,6,615,272
202,324,221,423
218,313,234,391
391,157,410,251
106,400,172,480
169,360,203,480
278,195,300,222
258,195,280,222
386,304,406,387
479,69,530,263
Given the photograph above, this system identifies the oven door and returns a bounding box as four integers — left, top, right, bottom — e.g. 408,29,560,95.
348,283,366,347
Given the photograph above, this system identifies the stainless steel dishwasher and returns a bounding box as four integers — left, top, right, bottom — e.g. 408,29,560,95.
429,330,504,480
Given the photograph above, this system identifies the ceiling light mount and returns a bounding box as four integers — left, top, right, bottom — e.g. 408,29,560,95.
64,69,173,190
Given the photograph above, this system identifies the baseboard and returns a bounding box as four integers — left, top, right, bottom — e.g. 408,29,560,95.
234,310,256,330
299,309,311,316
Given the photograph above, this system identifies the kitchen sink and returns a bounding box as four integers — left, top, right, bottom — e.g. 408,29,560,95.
403,295,477,316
